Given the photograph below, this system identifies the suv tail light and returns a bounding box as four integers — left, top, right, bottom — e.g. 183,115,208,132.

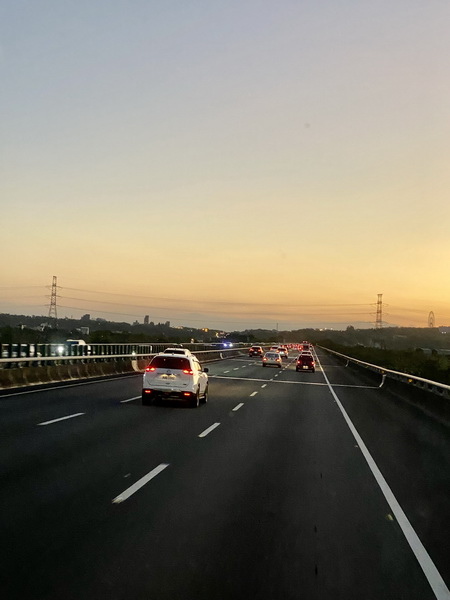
183,369,193,374
146,366,156,372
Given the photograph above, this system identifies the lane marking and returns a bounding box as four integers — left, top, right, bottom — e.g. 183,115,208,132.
198,423,221,438
1,374,139,398
317,356,450,600
261,384,267,388
224,370,230,373
112,463,169,504
250,391,258,397
232,403,244,411
233,368,240,371
209,375,368,388
120,396,140,403
37,412,85,426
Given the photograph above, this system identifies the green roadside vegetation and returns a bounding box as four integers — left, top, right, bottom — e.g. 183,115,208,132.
319,341,450,386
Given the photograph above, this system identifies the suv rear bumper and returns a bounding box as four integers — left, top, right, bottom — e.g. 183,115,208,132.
142,388,198,402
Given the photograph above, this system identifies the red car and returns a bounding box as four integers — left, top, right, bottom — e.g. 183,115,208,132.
249,346,264,357
296,354,315,372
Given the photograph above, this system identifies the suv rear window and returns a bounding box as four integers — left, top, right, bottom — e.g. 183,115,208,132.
150,356,191,370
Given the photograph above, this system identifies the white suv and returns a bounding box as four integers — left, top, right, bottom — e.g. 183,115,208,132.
142,353,209,408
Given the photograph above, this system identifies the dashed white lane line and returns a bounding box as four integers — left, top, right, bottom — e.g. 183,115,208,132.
209,375,360,388
250,391,258,397
261,384,267,388
112,463,169,504
198,423,221,438
120,396,140,403
233,368,240,371
224,370,230,373
37,413,85,426
232,403,244,412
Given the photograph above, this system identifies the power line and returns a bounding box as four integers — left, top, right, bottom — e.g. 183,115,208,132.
58,294,373,317
61,287,373,309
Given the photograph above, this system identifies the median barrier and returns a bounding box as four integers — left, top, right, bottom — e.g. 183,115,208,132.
0,360,135,390
0,348,248,391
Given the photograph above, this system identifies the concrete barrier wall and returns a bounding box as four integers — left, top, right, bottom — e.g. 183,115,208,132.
319,345,450,425
0,360,137,390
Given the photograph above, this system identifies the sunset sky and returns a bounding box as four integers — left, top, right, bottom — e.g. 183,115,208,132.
2,0,450,330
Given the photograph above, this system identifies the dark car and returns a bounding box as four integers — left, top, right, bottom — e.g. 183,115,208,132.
249,345,264,357
296,354,315,372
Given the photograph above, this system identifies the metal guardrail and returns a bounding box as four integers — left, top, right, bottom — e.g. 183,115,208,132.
0,342,258,369
319,346,450,399
0,347,253,390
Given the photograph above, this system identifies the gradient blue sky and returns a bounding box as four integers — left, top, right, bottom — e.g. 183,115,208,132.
1,1,450,329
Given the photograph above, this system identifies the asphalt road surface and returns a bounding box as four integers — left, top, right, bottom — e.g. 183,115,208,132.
1,348,449,599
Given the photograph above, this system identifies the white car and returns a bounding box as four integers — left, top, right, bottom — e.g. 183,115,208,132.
262,351,282,368
142,353,208,407
162,347,192,356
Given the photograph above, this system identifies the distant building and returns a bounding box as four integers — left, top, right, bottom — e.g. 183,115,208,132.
165,321,170,327
144,315,149,325
80,327,90,335
81,314,91,322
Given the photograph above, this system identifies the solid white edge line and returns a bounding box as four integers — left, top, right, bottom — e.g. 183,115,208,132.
112,463,169,504
37,412,85,426
120,396,141,403
317,356,450,600
232,403,244,412
3,374,139,397
250,391,258,397
198,422,221,438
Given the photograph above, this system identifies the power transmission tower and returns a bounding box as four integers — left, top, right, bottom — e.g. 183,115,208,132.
48,275,58,326
428,311,435,327
375,293,383,329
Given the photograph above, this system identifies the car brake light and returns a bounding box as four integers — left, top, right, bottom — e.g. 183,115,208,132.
183,392,191,397
183,369,193,374
143,389,151,394
145,366,156,372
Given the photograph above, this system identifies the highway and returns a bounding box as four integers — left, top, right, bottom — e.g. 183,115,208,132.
1,348,449,600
